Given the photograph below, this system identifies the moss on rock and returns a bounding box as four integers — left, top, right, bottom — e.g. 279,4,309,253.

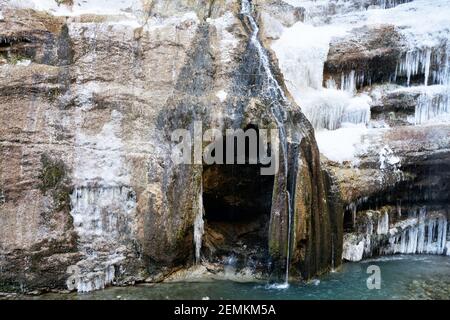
38,154,71,212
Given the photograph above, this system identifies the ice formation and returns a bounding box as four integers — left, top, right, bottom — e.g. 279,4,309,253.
5,0,144,19
414,88,450,124
69,187,136,292
194,184,205,263
379,145,400,170
274,0,450,162
68,110,138,292
343,207,450,262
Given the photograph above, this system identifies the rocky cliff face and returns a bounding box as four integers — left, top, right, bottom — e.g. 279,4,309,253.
0,0,342,293
267,0,450,261
1,0,449,295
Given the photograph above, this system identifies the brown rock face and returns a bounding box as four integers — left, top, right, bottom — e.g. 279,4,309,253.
324,25,405,90
0,1,342,293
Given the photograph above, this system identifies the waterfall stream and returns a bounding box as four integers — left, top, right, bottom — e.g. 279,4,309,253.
194,183,205,263
241,0,294,286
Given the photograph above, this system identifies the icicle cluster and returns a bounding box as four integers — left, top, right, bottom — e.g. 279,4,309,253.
68,186,137,292
343,207,450,262
381,208,449,255
393,45,450,124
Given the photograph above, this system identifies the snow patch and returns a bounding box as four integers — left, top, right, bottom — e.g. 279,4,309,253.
15,59,31,67
216,90,228,102
315,124,372,164
379,145,400,170
73,109,129,186
6,0,144,18
207,12,239,63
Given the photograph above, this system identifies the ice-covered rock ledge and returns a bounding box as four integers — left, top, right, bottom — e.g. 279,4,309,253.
343,207,450,262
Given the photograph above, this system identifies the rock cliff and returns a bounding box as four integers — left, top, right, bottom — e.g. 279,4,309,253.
0,0,342,293
1,0,449,294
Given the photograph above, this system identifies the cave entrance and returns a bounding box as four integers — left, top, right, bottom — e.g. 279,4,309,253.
343,209,354,232
201,126,275,271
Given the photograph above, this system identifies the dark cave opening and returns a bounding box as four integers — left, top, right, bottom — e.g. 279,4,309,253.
201,126,275,270
343,209,354,232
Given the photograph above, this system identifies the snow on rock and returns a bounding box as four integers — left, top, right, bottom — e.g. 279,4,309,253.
272,22,347,91
315,124,374,164
73,110,129,186
207,12,239,64
274,0,450,164
68,109,137,292
379,145,400,170
216,90,228,102
272,21,370,132
343,234,365,262
5,0,144,18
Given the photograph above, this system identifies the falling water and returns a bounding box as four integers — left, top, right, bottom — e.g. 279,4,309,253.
194,183,205,263
241,0,293,286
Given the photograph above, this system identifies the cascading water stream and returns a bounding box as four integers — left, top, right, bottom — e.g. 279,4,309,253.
194,183,205,263
241,0,294,286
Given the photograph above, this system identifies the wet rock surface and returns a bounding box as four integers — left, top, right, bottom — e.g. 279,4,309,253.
0,0,341,293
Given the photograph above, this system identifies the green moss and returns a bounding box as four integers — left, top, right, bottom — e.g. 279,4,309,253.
38,154,71,212
47,88,61,103
53,187,71,212
7,54,27,65
38,154,66,192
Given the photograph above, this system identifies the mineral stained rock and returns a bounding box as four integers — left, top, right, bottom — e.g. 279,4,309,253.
0,0,341,293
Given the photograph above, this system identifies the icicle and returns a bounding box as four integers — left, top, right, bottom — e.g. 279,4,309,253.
194,183,205,263
414,88,450,124
396,48,432,86
377,211,389,235
68,186,136,292
341,70,357,93
344,207,449,261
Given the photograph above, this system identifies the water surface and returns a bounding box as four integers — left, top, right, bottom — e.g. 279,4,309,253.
31,255,450,300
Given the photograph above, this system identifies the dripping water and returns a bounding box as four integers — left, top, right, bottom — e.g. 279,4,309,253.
194,182,205,263
241,0,294,286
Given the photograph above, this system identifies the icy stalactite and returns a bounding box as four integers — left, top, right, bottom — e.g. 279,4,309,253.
69,186,137,292
296,89,372,131
404,46,450,124
66,109,138,292
340,70,368,94
343,234,365,262
194,184,205,263
414,89,450,124
395,48,433,86
343,207,450,262
70,187,136,243
395,44,449,88
378,0,413,9
382,214,448,255
377,211,390,235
